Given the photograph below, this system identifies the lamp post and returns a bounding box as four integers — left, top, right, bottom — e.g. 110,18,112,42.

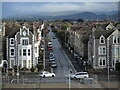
17,65,19,84
107,63,110,89
69,69,72,90
43,29,46,70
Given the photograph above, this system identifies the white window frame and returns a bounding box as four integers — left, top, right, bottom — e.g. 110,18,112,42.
28,49,31,56
10,38,14,45
98,46,106,55
23,49,26,56
21,37,29,45
113,36,119,44
112,46,119,57
98,57,106,66
23,60,27,68
99,35,105,44
10,48,15,56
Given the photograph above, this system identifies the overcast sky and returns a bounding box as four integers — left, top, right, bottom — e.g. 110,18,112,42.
2,2,118,17
1,0,120,2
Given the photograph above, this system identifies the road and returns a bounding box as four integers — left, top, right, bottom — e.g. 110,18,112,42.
3,26,77,84
42,26,76,82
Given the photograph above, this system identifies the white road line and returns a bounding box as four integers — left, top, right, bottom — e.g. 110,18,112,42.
63,49,76,73
56,39,76,73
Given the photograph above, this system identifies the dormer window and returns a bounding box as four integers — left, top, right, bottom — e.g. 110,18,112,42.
100,35,105,44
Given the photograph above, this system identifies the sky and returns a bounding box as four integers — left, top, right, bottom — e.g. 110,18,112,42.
1,2,118,17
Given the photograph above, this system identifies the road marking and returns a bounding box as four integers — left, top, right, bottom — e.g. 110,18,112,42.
60,44,76,73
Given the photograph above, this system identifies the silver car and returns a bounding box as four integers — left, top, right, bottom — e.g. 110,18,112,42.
71,72,89,79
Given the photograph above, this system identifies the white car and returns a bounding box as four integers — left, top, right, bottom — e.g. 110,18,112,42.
39,71,55,78
71,72,89,79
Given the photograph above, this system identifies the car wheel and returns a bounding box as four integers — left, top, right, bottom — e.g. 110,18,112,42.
84,76,87,78
74,77,76,79
52,75,55,77
43,75,45,78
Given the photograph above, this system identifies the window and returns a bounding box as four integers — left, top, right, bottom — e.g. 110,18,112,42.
112,58,119,67
112,47,119,56
98,46,106,55
28,60,30,68
23,60,26,67
23,49,26,56
99,57,106,66
20,60,22,67
28,49,30,56
100,36,105,44
35,47,37,53
113,36,120,44
10,39,14,44
22,39,28,45
11,60,14,67
11,49,14,56
19,49,21,56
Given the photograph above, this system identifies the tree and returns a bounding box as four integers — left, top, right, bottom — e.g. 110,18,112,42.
61,24,70,30
37,63,43,72
77,19,84,23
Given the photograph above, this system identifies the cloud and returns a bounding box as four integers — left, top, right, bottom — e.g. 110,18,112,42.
11,2,118,13
2,0,120,2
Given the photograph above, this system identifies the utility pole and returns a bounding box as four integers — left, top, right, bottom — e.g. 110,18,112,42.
17,45,19,84
43,28,45,70
65,31,66,47
69,69,72,90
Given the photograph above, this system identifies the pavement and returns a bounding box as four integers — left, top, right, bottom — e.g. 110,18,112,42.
3,83,93,88
63,46,81,72
99,81,120,88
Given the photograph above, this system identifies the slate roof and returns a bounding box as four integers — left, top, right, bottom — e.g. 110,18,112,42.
5,25,20,37
6,25,34,38
94,29,115,39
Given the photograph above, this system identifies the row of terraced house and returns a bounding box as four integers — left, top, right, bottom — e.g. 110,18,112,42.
54,21,120,70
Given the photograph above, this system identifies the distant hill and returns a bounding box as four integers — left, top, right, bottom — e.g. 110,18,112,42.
58,12,107,20
3,11,118,21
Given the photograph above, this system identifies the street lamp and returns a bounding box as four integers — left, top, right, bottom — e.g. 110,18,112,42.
69,69,72,90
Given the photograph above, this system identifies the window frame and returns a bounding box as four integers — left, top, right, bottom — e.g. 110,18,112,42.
98,57,106,66
99,35,105,44
23,49,26,56
10,49,15,56
10,38,14,45
28,49,30,56
98,46,106,55
21,38,29,45
113,36,120,44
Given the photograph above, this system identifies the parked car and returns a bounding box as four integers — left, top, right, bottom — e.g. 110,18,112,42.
49,53,55,58
40,45,44,50
49,58,55,62
39,71,55,77
48,47,52,50
71,72,89,79
53,36,56,39
48,42,52,47
51,61,57,68
51,64,57,68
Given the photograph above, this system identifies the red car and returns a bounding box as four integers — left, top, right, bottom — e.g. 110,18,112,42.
48,47,52,50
